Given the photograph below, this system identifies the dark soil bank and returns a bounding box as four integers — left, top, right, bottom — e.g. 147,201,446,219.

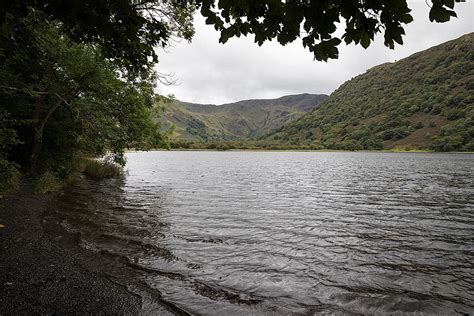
0,184,178,315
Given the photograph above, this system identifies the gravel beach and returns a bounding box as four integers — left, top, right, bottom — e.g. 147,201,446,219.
0,183,181,315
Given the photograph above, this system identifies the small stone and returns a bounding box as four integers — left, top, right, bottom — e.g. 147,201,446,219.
5,282,13,286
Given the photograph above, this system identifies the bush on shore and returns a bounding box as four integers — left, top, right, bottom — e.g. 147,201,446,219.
4,157,123,196
34,171,63,194
0,159,20,196
82,158,123,180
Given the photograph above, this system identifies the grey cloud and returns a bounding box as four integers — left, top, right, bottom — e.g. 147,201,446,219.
156,1,473,104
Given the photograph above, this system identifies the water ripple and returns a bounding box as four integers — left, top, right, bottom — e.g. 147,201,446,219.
53,152,474,315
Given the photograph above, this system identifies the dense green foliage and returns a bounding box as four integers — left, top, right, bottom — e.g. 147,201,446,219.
266,33,474,151
1,2,198,194
0,12,172,191
159,94,327,142
1,1,195,72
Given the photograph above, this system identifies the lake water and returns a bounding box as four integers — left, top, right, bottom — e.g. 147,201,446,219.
54,151,474,314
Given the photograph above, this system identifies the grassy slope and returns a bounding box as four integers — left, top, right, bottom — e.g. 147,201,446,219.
159,94,327,142
266,33,474,151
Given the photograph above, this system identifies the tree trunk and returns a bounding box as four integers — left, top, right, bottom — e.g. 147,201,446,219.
28,99,62,172
27,65,80,172
28,94,46,173
27,67,55,173
29,125,43,172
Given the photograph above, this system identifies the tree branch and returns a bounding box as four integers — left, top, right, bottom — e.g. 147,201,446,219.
0,85,49,97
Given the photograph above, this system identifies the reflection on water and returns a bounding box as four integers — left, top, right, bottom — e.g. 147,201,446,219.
53,152,474,314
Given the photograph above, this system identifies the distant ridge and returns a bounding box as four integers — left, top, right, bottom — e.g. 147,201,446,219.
159,93,327,142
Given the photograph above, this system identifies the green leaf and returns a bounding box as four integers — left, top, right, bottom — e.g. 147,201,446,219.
399,13,414,24
429,6,456,22
360,32,370,49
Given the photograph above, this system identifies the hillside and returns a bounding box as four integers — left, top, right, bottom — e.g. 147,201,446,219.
266,33,474,151
159,94,327,142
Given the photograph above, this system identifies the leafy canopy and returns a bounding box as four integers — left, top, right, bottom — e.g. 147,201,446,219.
0,0,463,68
1,0,196,72
198,0,462,61
0,12,169,174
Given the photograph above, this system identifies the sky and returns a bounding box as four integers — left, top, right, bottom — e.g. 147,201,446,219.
155,0,473,105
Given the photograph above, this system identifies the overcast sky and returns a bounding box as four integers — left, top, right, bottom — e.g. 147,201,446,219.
155,0,473,105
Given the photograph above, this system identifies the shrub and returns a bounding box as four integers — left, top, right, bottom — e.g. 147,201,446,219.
414,121,424,129
446,109,464,120
430,135,464,152
431,105,442,115
382,127,410,140
361,138,384,150
338,139,363,151
82,159,122,180
0,159,20,196
56,157,87,183
463,141,474,151
309,142,323,150
34,171,63,194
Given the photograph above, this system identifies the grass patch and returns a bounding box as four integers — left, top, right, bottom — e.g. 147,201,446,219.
82,159,122,180
0,159,20,196
34,171,63,194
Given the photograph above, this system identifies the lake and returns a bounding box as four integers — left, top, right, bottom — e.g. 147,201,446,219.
53,151,474,314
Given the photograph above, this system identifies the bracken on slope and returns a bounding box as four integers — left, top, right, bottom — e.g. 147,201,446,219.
266,33,473,151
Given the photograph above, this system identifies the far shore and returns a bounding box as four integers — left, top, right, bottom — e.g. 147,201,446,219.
125,148,473,154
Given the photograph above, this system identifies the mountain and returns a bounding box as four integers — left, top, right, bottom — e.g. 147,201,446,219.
265,33,473,151
159,94,328,142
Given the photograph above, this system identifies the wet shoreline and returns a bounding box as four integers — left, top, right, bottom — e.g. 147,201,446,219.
0,183,178,315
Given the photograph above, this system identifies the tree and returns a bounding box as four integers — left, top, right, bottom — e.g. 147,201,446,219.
0,13,165,173
0,0,196,73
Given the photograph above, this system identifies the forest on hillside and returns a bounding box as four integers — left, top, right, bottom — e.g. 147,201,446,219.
266,34,473,152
